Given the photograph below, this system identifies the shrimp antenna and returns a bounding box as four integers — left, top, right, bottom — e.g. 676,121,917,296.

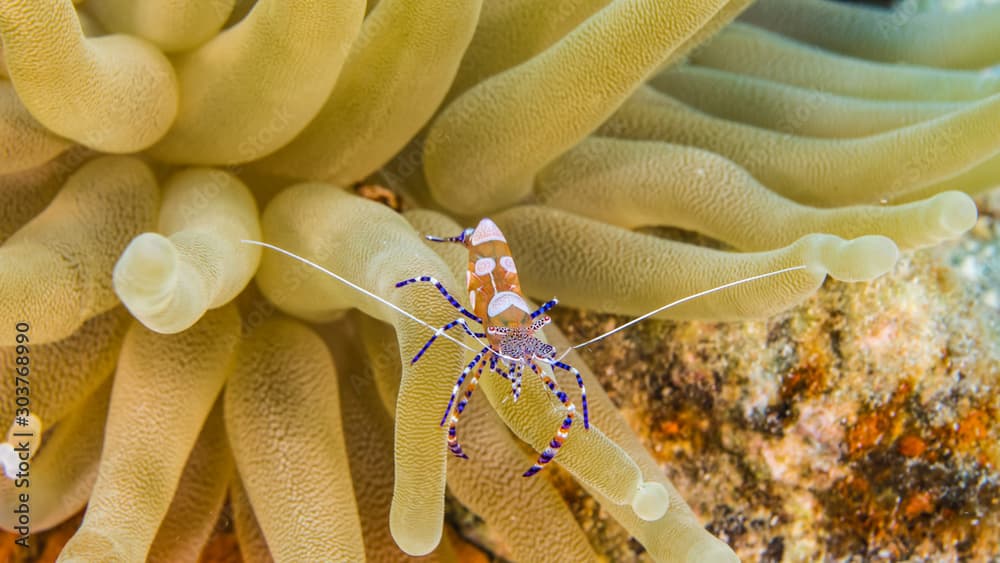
241,240,490,357
554,265,809,362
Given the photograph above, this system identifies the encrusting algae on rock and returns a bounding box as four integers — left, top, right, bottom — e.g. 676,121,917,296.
0,0,998,561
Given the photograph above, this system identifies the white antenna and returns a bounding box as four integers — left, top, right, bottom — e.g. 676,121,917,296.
244,239,807,368
553,265,809,362
242,239,502,359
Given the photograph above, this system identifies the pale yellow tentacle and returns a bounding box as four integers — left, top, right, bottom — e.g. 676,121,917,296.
662,0,755,71
148,403,233,563
894,151,1000,202
0,0,178,152
0,80,71,174
146,0,365,164
326,313,460,562
57,306,239,562
255,0,482,184
225,316,365,562
0,147,93,244
84,0,235,52
537,137,977,251
0,156,159,345
600,86,1000,205
447,0,610,101
0,378,110,533
493,206,898,320
424,0,733,214
114,168,260,333
650,65,961,138
691,23,1000,101
0,307,130,426
742,0,1000,69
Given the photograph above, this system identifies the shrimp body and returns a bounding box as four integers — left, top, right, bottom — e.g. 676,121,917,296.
396,218,584,476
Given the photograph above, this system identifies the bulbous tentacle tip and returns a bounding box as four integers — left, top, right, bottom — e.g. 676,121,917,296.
685,536,740,563
0,443,16,479
390,523,441,557
631,481,669,521
2,413,43,477
57,529,127,563
113,232,179,314
931,191,978,237
7,413,43,459
805,234,899,282
6,412,42,443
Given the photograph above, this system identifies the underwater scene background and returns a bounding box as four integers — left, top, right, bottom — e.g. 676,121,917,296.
1,0,998,561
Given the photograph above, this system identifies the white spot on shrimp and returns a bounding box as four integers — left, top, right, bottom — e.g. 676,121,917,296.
499,256,517,273
475,257,496,276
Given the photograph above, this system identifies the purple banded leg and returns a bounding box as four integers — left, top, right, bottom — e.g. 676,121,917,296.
440,347,490,427
522,361,576,477
410,317,485,365
548,360,589,430
514,363,524,402
489,357,510,382
447,353,490,459
395,276,481,324
504,362,523,402
488,356,517,399
425,228,472,244
529,298,558,319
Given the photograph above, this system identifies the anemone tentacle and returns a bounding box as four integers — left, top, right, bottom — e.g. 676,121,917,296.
254,185,463,556
0,378,110,532
650,65,962,138
691,23,1000,101
58,306,240,562
114,168,260,334
446,0,610,101
537,137,977,251
225,316,365,561
148,403,233,562
494,206,899,320
0,156,158,345
84,0,235,53
425,0,734,215
0,148,93,242
0,0,178,151
330,312,461,561
601,86,1000,205
256,0,483,183
146,0,366,164
0,80,72,174
742,0,1000,69
0,307,129,425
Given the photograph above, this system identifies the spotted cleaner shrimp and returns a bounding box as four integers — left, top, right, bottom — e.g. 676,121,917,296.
243,219,805,477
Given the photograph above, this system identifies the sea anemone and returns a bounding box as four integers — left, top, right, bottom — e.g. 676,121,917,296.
0,0,997,560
